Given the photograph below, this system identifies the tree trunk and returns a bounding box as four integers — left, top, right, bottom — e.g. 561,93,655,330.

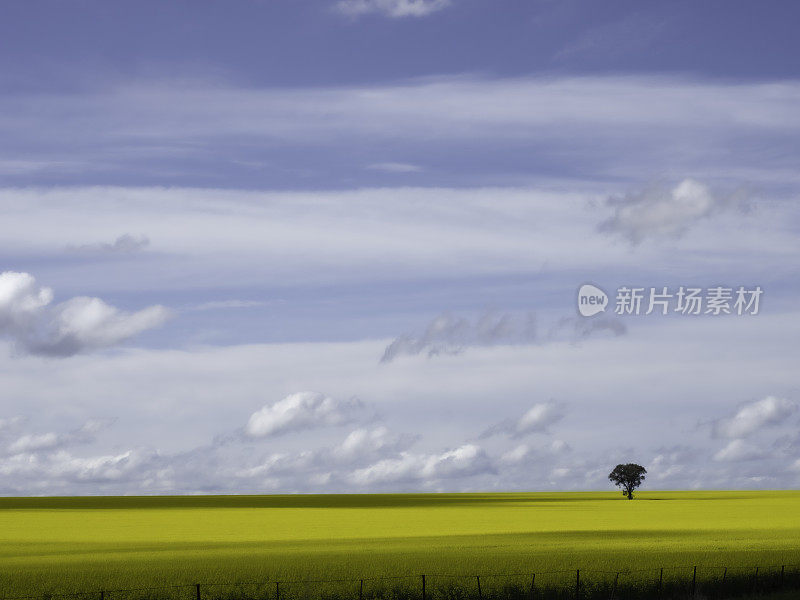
627,487,634,499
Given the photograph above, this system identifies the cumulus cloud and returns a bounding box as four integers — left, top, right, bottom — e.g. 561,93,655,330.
245,391,365,438
232,425,417,491
381,312,537,362
0,271,169,357
335,0,451,18
350,444,493,486
600,179,745,243
0,417,161,494
57,449,161,483
481,401,564,439
712,396,796,439
32,297,169,357
66,233,150,255
0,448,162,491
0,271,53,330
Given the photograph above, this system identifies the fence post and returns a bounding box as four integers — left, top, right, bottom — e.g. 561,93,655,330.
691,566,696,598
610,572,619,600
529,574,535,600
276,581,280,600
781,565,785,588
476,576,482,599
359,579,363,600
196,583,201,600
657,568,663,595
753,566,759,591
100,591,104,600
575,569,580,600
722,567,727,584
421,575,426,600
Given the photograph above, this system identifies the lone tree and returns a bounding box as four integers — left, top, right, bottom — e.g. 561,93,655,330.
608,463,647,500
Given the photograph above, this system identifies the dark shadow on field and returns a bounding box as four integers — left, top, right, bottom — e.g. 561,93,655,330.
0,527,781,559
0,492,763,510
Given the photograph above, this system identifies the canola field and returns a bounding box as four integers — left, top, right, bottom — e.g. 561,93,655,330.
0,491,798,599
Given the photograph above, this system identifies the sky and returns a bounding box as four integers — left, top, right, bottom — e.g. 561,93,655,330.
1,0,799,495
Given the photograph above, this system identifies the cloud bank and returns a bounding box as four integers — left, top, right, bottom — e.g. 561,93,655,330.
1,382,799,495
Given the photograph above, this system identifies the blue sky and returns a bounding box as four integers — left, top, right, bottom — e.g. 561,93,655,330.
0,0,799,495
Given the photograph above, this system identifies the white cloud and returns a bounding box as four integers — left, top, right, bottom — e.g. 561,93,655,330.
0,447,163,493
0,271,53,330
498,440,568,464
713,439,767,462
600,179,744,243
8,432,62,453
245,391,365,438
350,443,492,486
518,403,563,433
0,271,169,357
648,447,696,481
48,449,156,483
37,297,169,356
236,451,322,479
481,401,564,438
713,396,796,439
5,419,111,455
335,426,414,458
335,0,451,18
500,444,530,463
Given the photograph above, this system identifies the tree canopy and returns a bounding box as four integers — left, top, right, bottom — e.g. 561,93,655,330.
608,463,647,500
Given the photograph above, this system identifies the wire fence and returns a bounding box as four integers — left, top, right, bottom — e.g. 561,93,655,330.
2,564,799,600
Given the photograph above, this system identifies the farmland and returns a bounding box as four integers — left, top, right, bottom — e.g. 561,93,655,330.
0,491,798,599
